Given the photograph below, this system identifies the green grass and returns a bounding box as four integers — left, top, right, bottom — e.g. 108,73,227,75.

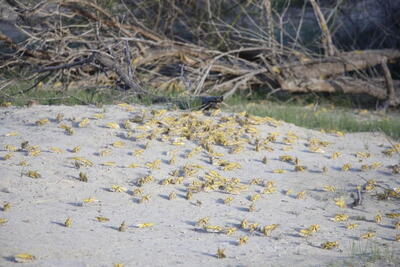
0,82,121,106
348,241,398,265
223,96,400,140
0,82,205,109
328,241,399,266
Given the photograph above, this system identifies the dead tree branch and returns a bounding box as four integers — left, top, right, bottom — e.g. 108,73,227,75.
309,0,337,56
0,0,398,107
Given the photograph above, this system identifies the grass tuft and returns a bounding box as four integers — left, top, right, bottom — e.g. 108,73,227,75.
224,96,400,140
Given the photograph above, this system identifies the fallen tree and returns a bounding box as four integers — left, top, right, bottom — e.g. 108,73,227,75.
0,0,399,107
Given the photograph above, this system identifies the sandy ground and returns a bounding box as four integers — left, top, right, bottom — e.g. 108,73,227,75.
0,104,399,267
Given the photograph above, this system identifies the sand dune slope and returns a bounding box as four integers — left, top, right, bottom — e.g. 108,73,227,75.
0,104,399,266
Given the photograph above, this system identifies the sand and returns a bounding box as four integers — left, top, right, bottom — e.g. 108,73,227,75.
0,104,399,267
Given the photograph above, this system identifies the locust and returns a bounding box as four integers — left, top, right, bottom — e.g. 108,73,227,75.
119,221,127,232
14,254,36,263
238,236,248,245
136,223,155,228
216,248,226,259
3,202,11,211
64,218,72,227
79,172,88,182
321,241,338,250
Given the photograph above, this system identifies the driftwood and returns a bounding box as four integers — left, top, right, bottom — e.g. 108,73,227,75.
279,76,400,100
273,49,400,105
278,49,400,79
0,0,399,107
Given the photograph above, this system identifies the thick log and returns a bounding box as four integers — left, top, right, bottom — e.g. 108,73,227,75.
279,49,400,79
279,76,400,106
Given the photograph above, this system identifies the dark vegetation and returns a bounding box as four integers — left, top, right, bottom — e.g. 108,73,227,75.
0,0,399,138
